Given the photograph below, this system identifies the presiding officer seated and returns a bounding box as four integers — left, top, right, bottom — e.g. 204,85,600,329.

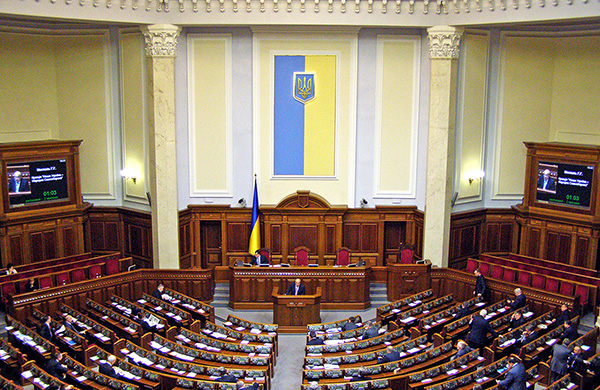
251,250,269,266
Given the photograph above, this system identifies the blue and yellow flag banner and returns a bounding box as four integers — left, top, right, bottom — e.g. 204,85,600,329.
274,55,336,176
248,177,261,254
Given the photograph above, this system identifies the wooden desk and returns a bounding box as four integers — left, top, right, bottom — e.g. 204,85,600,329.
229,265,370,310
272,287,321,333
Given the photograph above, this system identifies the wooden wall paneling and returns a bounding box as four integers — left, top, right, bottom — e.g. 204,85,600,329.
30,232,45,263
360,224,378,254
271,225,282,256
121,208,152,269
43,230,57,260
386,262,432,301
343,224,360,252
227,222,248,253
448,210,485,269
575,236,590,268
9,235,23,266
288,225,319,255
526,227,542,258
178,211,192,269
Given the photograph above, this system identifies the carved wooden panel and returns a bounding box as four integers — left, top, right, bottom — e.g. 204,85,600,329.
9,235,23,266
63,226,77,257
575,236,590,268
360,224,378,252
325,225,336,255
527,228,542,258
227,222,249,252
288,225,318,253
271,225,282,254
343,224,361,251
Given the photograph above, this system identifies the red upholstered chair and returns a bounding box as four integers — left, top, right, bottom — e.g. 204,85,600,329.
71,268,86,283
88,264,103,279
400,246,414,264
479,262,490,276
560,281,574,297
531,274,546,289
105,257,120,275
518,271,532,286
575,284,589,306
466,259,477,274
490,265,503,280
38,275,53,289
56,272,70,286
294,247,310,266
336,247,350,266
546,277,559,293
503,268,515,283
258,248,271,262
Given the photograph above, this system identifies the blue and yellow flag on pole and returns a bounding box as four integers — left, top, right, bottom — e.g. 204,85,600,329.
248,176,261,254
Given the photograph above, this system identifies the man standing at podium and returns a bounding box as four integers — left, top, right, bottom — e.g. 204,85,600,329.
286,278,306,295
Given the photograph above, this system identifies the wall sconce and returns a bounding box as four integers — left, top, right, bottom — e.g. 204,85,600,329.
468,170,485,185
120,168,137,184
238,198,246,207
360,198,368,208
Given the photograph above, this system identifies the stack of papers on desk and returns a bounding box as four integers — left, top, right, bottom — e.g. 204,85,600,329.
524,311,534,318
250,328,261,334
446,369,458,376
546,339,557,346
138,299,147,304
21,371,33,379
324,364,340,369
186,372,197,378
401,316,416,324
392,309,401,313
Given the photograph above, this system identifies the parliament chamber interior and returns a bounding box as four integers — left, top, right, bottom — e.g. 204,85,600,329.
1,2,600,390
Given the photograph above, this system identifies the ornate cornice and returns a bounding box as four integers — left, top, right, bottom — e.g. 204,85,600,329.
427,25,463,59
141,24,181,57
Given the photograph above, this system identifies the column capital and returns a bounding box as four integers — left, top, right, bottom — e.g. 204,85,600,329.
427,25,464,59
141,24,182,57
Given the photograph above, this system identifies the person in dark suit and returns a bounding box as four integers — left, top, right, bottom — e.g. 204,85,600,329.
362,321,379,339
350,367,372,382
3,263,16,275
216,367,237,383
236,380,259,390
8,171,30,193
286,278,306,295
307,331,324,345
567,346,586,375
509,311,526,331
474,269,487,300
46,352,68,380
467,309,498,350
251,250,269,266
378,346,401,363
64,315,85,335
506,288,526,312
24,277,38,292
550,338,572,382
39,316,54,341
451,341,473,360
152,284,165,300
515,325,538,349
455,304,471,320
560,321,579,343
342,316,360,331
537,169,556,191
99,355,119,378
498,357,526,390
550,305,571,329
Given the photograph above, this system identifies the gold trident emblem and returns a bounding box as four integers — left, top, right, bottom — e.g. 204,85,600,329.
297,76,313,99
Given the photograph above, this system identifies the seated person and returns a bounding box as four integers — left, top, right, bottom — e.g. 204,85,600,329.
99,355,119,378
39,316,54,341
216,367,237,383
63,315,86,335
505,288,526,312
24,277,38,293
46,352,68,380
550,304,571,328
451,340,473,360
515,325,538,348
4,263,16,275
378,345,401,363
362,321,379,339
454,303,471,320
342,316,361,331
560,320,579,342
236,380,259,390
567,345,587,375
509,311,526,331
152,283,166,300
251,250,269,266
307,331,324,345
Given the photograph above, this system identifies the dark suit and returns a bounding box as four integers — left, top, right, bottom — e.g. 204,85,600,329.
350,375,372,382
378,350,401,363
99,362,118,378
39,323,53,341
498,362,526,390
553,310,571,328
509,316,526,330
217,374,237,383
475,275,487,298
455,306,471,320
451,345,473,360
467,315,498,349
516,331,538,348
567,352,586,374
307,337,324,345
510,294,526,311
24,280,38,292
537,176,556,191
8,177,30,193
286,283,305,295
342,322,358,331
46,358,68,379
152,289,163,300
561,326,578,342
550,343,571,380
251,255,269,266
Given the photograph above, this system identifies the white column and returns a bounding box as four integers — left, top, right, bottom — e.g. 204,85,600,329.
141,24,182,269
423,26,463,268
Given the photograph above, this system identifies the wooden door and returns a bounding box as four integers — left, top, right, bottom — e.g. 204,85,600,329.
200,221,221,268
